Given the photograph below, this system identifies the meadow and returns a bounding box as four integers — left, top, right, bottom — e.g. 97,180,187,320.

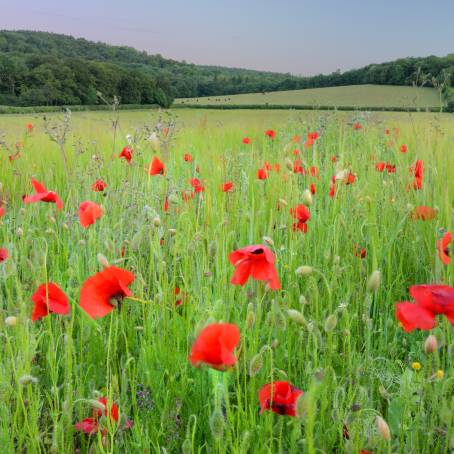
176,85,441,110
0,108,453,453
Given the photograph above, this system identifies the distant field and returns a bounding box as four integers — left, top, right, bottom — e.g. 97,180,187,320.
176,84,441,109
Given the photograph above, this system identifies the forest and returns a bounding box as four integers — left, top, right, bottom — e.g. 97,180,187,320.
0,31,453,109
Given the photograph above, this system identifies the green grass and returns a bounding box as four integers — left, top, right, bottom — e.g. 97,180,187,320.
0,108,453,453
176,84,442,109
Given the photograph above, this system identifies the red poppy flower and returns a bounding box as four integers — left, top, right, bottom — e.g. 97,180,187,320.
229,245,280,290
26,123,33,133
0,206,4,218
184,153,193,162
189,323,240,370
23,179,64,211
258,381,303,416
242,137,251,144
257,168,268,180
353,122,362,130
437,231,451,265
91,179,107,192
79,266,135,319
163,196,169,212
354,245,367,258
175,287,188,307
9,152,20,162
264,161,272,171
386,163,396,174
291,135,301,143
31,283,70,322
329,176,336,198
411,206,437,221
148,156,165,176
119,146,132,163
293,149,300,155
412,159,423,190
395,285,454,332
79,201,103,228
182,190,195,202
400,144,407,153
190,178,204,192
346,173,356,185
331,156,337,163
310,183,316,194
375,162,386,172
75,397,128,435
290,204,310,233
0,248,8,262
222,181,233,192
293,160,304,174
265,130,276,139
385,128,390,135
309,166,319,177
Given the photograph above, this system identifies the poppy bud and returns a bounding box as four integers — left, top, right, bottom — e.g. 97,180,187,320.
302,189,313,206
299,295,308,305
16,227,23,237
249,352,263,376
87,399,107,413
287,309,306,326
324,314,338,332
97,253,110,269
424,334,438,354
19,374,38,386
63,223,69,230
208,240,217,257
263,236,274,246
209,409,225,440
375,415,391,441
296,265,313,276
285,158,294,171
367,270,381,292
153,216,161,227
271,339,279,349
278,198,288,207
4,316,17,326
168,228,177,236
168,194,179,205
246,304,255,329
295,393,308,419
182,438,192,454
148,132,161,151
240,431,251,453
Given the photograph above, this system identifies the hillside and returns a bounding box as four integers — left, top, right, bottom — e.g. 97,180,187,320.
176,85,441,109
0,30,453,109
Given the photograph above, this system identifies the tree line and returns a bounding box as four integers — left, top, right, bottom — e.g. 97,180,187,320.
0,30,453,109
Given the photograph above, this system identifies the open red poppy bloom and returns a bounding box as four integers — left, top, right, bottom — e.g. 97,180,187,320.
0,206,4,218
437,231,451,265
293,149,300,155
222,181,233,192
395,285,454,332
412,159,423,190
353,122,362,130
9,152,20,162
148,156,165,176
119,146,132,163
0,248,8,262
257,168,268,180
242,137,251,144
74,397,131,436
79,266,135,319
400,144,408,153
354,244,367,258
346,173,356,185
184,153,193,162
385,128,390,135
310,183,316,194
189,323,240,370
92,179,107,192
31,283,70,322
411,206,437,221
293,160,304,174
265,129,276,139
375,162,386,172
23,179,64,211
290,204,310,233
386,163,396,174
79,201,103,228
229,244,280,290
258,381,303,416
190,178,204,192
291,135,301,143
329,176,336,198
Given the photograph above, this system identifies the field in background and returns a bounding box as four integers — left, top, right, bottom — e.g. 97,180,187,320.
0,108,453,453
176,84,442,109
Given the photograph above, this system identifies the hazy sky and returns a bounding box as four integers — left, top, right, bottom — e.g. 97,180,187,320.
1,0,453,75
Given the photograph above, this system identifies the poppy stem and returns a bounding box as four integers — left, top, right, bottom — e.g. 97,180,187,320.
125,296,151,304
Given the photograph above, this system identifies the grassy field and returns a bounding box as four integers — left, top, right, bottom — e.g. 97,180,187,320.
0,108,453,453
176,84,442,109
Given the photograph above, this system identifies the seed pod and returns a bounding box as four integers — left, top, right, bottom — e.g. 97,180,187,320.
97,253,110,269
424,334,437,354
181,438,192,454
287,309,306,326
263,236,274,246
249,353,263,376
209,409,225,440
296,265,313,276
375,415,391,441
367,270,381,292
246,305,255,329
302,189,313,206
324,314,338,332
152,216,161,227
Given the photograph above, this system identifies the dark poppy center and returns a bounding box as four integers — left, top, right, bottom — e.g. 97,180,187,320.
251,248,264,255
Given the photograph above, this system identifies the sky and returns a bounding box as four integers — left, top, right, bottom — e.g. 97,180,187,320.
1,0,453,75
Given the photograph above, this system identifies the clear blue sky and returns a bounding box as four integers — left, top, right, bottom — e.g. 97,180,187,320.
1,0,453,75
